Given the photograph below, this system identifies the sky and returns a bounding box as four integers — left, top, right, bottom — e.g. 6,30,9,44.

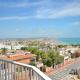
0,0,80,38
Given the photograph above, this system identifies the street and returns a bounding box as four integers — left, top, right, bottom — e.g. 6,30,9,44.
49,58,80,80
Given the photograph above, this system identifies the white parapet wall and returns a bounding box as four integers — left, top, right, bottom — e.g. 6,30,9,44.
0,59,52,80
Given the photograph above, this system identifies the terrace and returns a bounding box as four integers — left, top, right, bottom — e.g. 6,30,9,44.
0,58,52,80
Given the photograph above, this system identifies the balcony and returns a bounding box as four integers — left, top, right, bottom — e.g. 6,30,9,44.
0,59,52,80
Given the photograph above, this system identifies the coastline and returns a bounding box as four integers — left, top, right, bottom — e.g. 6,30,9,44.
58,38,80,45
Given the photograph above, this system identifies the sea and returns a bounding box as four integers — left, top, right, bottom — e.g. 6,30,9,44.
58,38,80,45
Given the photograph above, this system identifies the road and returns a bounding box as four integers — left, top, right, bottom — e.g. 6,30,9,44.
49,58,80,80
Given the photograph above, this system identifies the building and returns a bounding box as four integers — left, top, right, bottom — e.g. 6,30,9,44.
0,44,24,50
0,52,36,65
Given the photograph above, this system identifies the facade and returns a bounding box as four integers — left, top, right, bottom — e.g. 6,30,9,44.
0,44,24,50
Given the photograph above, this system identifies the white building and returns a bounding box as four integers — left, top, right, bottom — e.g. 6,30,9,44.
0,44,24,50
59,47,79,60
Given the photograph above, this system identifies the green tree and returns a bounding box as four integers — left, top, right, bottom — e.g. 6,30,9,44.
21,47,27,50
55,55,64,65
48,50,57,68
27,47,47,61
29,62,36,66
43,59,47,65
27,47,38,54
48,50,64,68
57,45,66,48
41,53,48,60
1,48,7,55
26,47,41,61
46,58,52,67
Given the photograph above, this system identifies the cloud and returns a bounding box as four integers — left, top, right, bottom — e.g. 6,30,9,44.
35,1,80,19
0,16,33,20
72,21,80,25
0,1,44,8
0,0,80,20
15,28,20,32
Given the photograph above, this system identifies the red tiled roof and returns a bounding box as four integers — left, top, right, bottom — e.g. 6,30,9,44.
0,53,36,64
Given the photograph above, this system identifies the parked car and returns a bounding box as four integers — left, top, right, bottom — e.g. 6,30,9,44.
69,69,77,75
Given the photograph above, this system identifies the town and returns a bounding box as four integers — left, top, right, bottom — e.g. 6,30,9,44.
0,38,80,80
0,0,80,80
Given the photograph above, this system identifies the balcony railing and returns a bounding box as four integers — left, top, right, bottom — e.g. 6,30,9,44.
0,59,52,80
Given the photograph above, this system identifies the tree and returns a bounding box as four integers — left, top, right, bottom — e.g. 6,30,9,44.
55,55,64,65
1,48,7,55
27,47,38,54
46,58,52,67
48,50,64,68
41,53,48,60
57,45,66,48
48,50,57,68
27,47,47,61
20,47,27,50
29,62,36,66
43,59,47,65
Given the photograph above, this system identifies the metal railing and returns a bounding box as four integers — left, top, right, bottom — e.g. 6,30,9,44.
0,59,52,80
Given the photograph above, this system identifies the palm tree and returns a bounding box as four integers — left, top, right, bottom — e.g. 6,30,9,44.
1,48,7,55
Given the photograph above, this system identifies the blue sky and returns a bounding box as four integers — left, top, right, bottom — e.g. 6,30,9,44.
0,0,80,38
